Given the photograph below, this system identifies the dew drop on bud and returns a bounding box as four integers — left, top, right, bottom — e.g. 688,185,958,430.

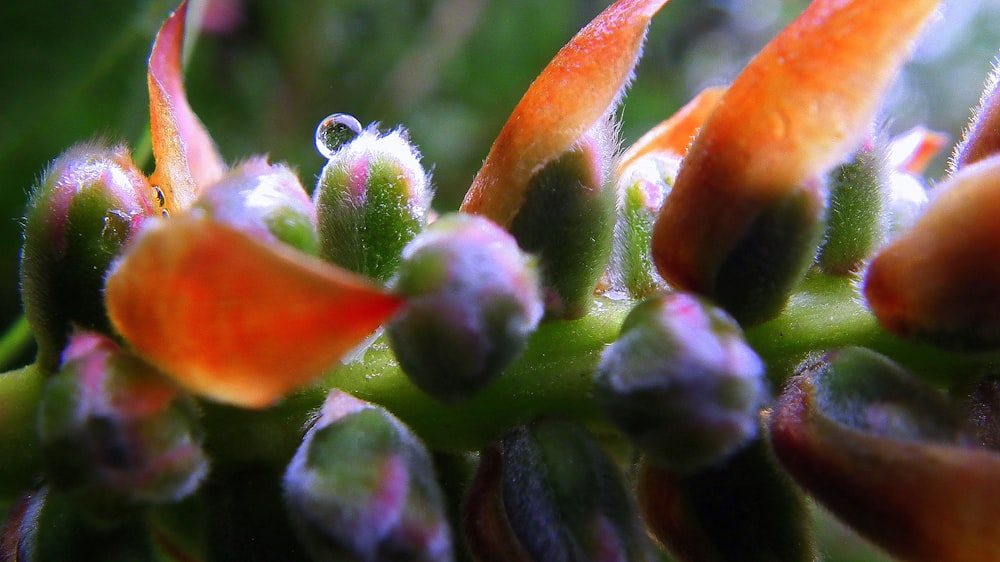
315,113,363,158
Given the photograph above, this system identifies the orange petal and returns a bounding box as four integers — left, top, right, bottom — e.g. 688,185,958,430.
653,0,940,296
864,154,1000,350
618,86,725,172
460,0,671,227
148,1,226,212
889,126,949,175
105,214,402,408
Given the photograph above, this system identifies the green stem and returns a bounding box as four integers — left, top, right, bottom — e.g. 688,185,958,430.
746,273,1000,389
0,315,34,371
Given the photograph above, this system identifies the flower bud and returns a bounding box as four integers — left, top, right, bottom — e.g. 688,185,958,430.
769,347,1000,562
387,214,543,402
507,122,616,319
20,143,157,370
283,390,452,562
816,140,890,275
638,439,815,562
314,120,432,283
36,331,208,522
463,419,654,562
652,0,940,325
194,158,318,254
605,157,675,298
864,153,1000,350
594,292,767,470
1,486,159,561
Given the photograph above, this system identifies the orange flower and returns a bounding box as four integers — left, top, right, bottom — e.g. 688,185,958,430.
651,0,941,325
460,0,671,227
105,2,401,408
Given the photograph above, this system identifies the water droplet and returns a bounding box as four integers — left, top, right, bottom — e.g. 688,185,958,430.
315,113,362,159
101,210,132,253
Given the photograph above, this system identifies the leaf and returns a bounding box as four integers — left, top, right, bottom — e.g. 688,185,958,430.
147,0,225,212
105,214,402,408
618,86,725,171
460,0,671,227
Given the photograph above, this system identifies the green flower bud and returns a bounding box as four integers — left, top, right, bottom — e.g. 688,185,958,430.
388,214,543,402
194,158,318,254
314,120,432,283
283,390,452,562
20,143,157,371
638,438,815,562
508,123,616,319
816,139,890,275
769,348,1000,562
1,487,159,561
605,157,675,298
37,331,208,523
594,292,767,470
463,419,654,562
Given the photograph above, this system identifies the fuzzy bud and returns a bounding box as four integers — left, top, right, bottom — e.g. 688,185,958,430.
638,439,815,562
463,419,654,562
314,120,432,283
194,158,318,253
769,347,1000,562
605,156,675,298
508,122,616,319
36,331,208,522
19,143,157,370
816,140,890,275
387,214,543,402
283,390,452,562
594,292,767,470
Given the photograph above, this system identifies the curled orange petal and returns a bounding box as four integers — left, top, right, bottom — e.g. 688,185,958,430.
864,154,1000,350
148,1,226,212
618,86,725,172
461,0,670,227
105,214,402,408
653,0,940,303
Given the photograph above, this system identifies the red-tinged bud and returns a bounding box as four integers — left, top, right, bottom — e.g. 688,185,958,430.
638,439,815,562
594,293,767,470
195,158,318,254
283,390,452,562
36,332,208,522
19,143,157,371
816,141,890,276
953,62,1000,169
865,153,1000,350
463,419,655,562
314,119,432,283
653,0,941,325
388,214,543,402
770,347,1000,562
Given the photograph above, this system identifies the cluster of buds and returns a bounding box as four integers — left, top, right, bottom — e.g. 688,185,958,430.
9,0,1000,560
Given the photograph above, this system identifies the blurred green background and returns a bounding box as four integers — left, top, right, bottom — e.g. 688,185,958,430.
0,1,998,558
